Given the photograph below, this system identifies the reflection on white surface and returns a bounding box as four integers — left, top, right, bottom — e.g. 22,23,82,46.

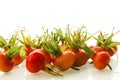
88,75,94,80
0,55,120,80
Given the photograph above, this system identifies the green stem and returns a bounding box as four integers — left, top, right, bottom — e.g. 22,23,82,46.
107,64,112,70
89,61,93,64
71,66,80,71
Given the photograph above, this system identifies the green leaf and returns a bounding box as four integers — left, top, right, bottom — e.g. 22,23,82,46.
6,46,22,59
92,36,104,46
81,44,94,57
84,31,99,42
109,42,120,47
0,36,7,48
104,34,113,45
42,39,62,57
21,31,26,44
104,30,120,46
42,43,56,56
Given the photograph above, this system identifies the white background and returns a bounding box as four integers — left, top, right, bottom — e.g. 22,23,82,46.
0,0,120,80
0,0,120,37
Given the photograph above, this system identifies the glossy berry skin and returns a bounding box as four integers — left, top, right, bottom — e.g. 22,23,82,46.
35,48,52,65
53,50,75,71
89,46,105,59
105,46,117,56
92,46,105,53
13,54,23,66
26,50,45,73
25,45,35,56
73,49,89,67
93,51,110,70
0,53,14,72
